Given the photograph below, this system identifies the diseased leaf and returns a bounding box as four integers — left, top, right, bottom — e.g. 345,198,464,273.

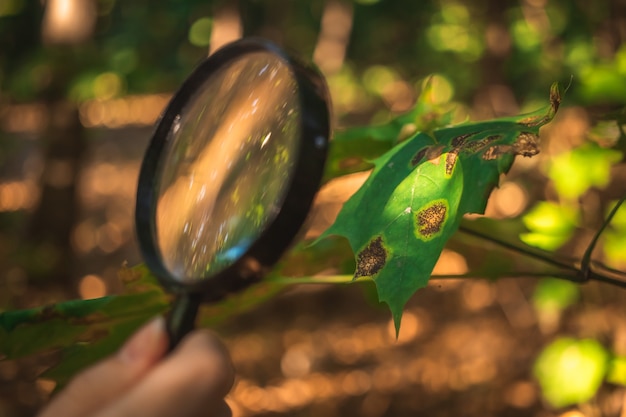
40,314,153,388
0,289,169,362
319,84,560,332
0,264,296,387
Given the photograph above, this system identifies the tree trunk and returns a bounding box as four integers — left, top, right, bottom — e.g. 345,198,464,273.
27,98,85,296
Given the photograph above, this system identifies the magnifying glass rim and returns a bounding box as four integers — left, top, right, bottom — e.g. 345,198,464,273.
135,37,330,300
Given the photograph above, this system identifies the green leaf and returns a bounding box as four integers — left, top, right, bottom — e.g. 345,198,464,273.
320,84,560,333
520,201,578,251
0,265,169,363
548,142,622,200
532,278,579,332
188,17,213,47
0,297,112,359
534,338,609,408
40,314,152,388
0,262,301,387
533,278,579,313
607,355,626,386
605,199,626,231
603,229,626,266
601,200,626,266
0,289,169,361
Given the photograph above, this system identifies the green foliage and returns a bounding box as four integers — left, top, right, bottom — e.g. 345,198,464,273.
607,355,626,386
532,278,579,332
534,338,609,408
532,278,579,314
319,84,560,333
602,200,626,265
548,142,622,200
324,78,457,182
0,265,293,387
0,296,112,359
520,201,578,250
188,17,213,47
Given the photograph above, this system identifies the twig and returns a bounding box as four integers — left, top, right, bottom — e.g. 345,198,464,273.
459,224,626,289
458,225,579,273
581,196,625,280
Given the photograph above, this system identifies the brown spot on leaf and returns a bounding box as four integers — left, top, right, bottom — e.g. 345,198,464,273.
482,132,540,160
513,132,540,157
411,147,428,166
451,132,477,148
416,202,447,238
445,151,458,176
355,236,387,278
482,145,511,160
427,145,446,164
459,134,502,154
412,145,446,167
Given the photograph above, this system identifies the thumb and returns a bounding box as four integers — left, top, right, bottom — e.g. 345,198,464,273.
39,316,168,417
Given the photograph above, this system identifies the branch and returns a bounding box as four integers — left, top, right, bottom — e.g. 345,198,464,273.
459,224,626,289
458,225,580,273
581,196,625,280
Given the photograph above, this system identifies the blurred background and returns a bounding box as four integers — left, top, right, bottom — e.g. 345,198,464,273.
1,0,626,416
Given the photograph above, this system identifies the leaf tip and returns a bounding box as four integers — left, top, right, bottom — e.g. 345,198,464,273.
391,308,403,339
549,82,561,118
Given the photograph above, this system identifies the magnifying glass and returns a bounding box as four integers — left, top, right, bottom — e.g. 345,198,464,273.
135,38,331,349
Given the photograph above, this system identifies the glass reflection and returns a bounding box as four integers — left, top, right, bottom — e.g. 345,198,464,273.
155,51,300,282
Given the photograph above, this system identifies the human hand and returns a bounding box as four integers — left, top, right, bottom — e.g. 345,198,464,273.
38,317,234,417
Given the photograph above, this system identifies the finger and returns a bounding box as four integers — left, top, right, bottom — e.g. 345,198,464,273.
95,330,235,417
39,316,168,417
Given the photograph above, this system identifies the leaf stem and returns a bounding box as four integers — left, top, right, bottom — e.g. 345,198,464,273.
580,196,625,280
267,275,357,285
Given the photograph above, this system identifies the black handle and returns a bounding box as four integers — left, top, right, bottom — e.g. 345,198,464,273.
166,293,202,352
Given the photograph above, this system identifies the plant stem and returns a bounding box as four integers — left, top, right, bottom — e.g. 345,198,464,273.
267,275,356,285
581,196,625,280
459,224,626,289
458,225,579,273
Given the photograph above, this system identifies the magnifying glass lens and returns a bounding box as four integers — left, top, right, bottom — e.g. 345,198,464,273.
155,51,300,283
